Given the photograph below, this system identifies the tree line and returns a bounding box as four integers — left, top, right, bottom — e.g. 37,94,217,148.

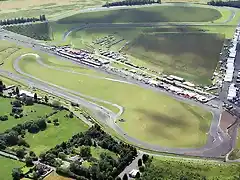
103,0,161,7
40,124,138,180
208,0,240,8
0,15,46,26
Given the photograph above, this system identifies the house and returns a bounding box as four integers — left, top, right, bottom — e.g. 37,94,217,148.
129,169,140,178
19,90,42,99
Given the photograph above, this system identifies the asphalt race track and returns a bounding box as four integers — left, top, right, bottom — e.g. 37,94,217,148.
0,52,231,157
0,4,238,157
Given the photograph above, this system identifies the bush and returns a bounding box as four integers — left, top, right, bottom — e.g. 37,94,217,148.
0,115,8,121
47,120,51,123
142,154,149,163
54,122,60,126
53,119,58,123
139,166,145,172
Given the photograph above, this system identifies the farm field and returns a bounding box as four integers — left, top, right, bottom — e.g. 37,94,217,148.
64,27,224,84
0,96,53,132
141,156,240,180
24,110,89,155
57,6,222,24
0,156,24,180
0,0,112,20
17,55,212,148
45,171,72,180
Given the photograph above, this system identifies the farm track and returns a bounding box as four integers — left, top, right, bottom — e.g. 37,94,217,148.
2,52,232,158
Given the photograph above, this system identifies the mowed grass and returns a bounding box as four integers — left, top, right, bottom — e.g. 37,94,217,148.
91,146,118,160
126,32,224,85
142,156,240,180
18,56,212,148
0,156,24,180
24,110,88,155
66,27,224,84
0,97,53,132
58,6,222,24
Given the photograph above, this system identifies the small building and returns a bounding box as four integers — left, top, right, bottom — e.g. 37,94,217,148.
19,90,42,99
169,75,184,82
3,85,15,90
129,169,140,178
183,81,195,87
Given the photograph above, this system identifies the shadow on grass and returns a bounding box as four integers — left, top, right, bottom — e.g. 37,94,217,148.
135,108,189,141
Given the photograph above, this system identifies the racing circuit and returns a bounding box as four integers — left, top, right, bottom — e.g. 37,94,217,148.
0,3,239,158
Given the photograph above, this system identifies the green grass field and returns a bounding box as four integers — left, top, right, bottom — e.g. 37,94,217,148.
142,156,240,180
91,146,118,160
65,27,224,84
0,156,24,180
24,110,88,155
58,6,222,24
17,54,212,148
0,97,53,132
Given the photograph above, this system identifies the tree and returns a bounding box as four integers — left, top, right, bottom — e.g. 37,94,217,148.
44,95,49,103
0,140,6,150
138,159,142,167
25,97,34,106
142,154,149,163
58,152,67,160
28,123,40,133
0,80,4,93
69,112,74,118
139,166,145,172
12,168,22,180
34,93,37,102
15,87,19,96
52,100,61,108
36,119,47,130
80,146,92,158
123,174,128,180
16,148,25,159
25,156,34,166
115,177,121,180
5,130,19,146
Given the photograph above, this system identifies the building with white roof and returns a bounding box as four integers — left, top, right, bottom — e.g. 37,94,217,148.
227,83,237,100
129,169,140,178
19,90,42,99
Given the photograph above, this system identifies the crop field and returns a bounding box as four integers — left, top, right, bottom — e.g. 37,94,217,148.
16,55,212,148
0,156,24,180
64,27,224,84
24,110,88,155
58,6,222,24
141,156,240,180
0,97,53,132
